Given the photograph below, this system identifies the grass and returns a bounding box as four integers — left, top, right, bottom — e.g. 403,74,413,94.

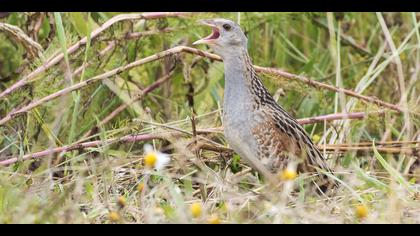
0,12,419,224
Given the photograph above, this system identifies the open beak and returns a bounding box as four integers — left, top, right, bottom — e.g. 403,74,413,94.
193,19,220,45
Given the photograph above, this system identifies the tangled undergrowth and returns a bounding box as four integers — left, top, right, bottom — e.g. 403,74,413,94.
0,12,419,223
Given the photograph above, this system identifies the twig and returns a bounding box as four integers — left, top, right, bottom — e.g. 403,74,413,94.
0,46,402,126
194,142,233,153
190,112,198,146
0,22,43,59
30,12,45,42
321,145,419,155
0,12,190,100
0,133,168,166
297,110,388,125
254,66,402,112
232,167,253,178
325,140,420,147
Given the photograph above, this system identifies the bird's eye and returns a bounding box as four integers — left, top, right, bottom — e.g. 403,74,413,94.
223,24,231,31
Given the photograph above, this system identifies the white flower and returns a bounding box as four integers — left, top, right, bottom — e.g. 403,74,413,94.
143,144,170,171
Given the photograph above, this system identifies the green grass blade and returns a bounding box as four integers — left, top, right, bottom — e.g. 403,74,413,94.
372,142,413,192
53,12,70,69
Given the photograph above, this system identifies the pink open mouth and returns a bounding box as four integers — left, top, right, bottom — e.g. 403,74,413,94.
193,21,220,45
203,27,220,40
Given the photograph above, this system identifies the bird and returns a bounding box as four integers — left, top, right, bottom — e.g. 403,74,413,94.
193,18,333,186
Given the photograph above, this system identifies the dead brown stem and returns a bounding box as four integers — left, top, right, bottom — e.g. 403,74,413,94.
297,110,390,125
325,140,420,147
321,145,419,155
254,66,402,112
0,133,170,166
0,22,43,59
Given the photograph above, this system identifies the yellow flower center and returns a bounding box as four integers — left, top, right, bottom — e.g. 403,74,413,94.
355,204,368,219
108,211,120,222
137,183,145,192
144,152,158,168
190,203,202,218
208,214,221,224
312,134,321,143
117,196,126,208
280,169,298,181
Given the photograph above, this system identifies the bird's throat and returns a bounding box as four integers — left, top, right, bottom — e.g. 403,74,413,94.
222,49,256,123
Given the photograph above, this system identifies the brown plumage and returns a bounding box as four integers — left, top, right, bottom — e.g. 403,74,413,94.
248,55,331,175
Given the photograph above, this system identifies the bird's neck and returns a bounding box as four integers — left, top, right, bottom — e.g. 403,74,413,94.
222,48,263,119
223,48,255,91
223,48,267,103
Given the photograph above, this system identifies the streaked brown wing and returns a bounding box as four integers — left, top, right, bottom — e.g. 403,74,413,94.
251,117,304,173
251,107,327,174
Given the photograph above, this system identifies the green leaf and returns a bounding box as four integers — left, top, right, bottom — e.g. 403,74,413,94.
69,12,98,38
69,12,89,37
38,15,51,42
354,164,388,191
230,154,242,173
317,167,364,203
32,108,63,146
182,178,193,197
160,203,176,219
84,182,94,200
372,142,412,192
107,149,129,158
301,55,316,74
53,12,69,67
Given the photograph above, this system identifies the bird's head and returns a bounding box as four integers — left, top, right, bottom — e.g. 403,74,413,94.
193,18,248,58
